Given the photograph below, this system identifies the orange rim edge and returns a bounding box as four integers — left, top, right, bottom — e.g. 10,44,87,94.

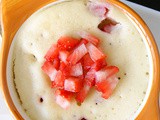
0,0,160,120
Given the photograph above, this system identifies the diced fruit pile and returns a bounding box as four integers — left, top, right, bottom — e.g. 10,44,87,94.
42,31,119,109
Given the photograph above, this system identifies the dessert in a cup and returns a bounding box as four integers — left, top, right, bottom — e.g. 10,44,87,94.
7,0,151,120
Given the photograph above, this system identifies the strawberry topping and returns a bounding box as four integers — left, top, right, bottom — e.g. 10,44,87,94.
98,18,118,33
57,36,80,51
87,1,109,18
42,32,119,108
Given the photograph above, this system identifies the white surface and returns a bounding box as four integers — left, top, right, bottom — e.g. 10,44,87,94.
0,1,160,119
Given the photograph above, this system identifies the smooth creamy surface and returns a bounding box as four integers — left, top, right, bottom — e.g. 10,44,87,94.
9,0,150,120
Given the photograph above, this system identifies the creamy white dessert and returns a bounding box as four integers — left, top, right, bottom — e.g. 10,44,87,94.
8,0,150,120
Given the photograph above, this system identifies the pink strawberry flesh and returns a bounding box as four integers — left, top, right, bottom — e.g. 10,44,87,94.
52,70,65,88
55,89,73,109
98,18,118,33
44,44,59,62
64,77,83,92
70,63,83,77
77,31,99,46
41,61,58,81
84,68,96,87
87,1,109,18
86,43,106,62
67,43,88,65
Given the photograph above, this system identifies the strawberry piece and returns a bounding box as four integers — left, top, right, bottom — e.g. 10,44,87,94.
41,61,58,81
59,62,71,77
84,68,96,87
53,58,60,70
95,66,119,83
59,50,70,63
52,70,65,88
76,83,91,103
57,36,80,51
98,18,118,33
67,44,88,65
79,38,89,45
83,54,94,71
86,43,106,62
87,1,109,18
55,89,73,109
96,76,119,99
44,44,59,62
92,58,107,71
70,63,83,77
77,31,99,46
64,77,83,92
95,66,119,99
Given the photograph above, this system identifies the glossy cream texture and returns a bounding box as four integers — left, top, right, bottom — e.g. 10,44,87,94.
10,0,150,120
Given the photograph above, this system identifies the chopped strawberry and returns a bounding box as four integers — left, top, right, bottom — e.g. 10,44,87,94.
52,70,65,88
59,62,71,77
95,66,119,99
86,43,106,62
57,36,80,51
98,18,118,33
84,68,96,87
64,77,83,92
79,38,89,45
55,89,73,109
96,75,119,99
42,33,120,108
77,31,99,46
87,1,109,18
76,83,91,103
59,50,70,63
44,44,59,62
53,58,60,70
41,61,58,81
67,44,88,65
95,66,119,83
70,63,83,77
92,58,107,71
83,54,94,71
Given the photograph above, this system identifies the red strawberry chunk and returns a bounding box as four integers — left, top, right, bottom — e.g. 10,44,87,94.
98,18,118,33
92,58,107,71
77,31,99,46
55,89,73,109
53,58,60,70
76,83,91,103
83,54,94,71
57,36,80,51
85,68,96,87
67,44,88,65
44,44,59,62
59,62,71,77
86,43,105,62
59,51,70,63
41,61,58,81
79,38,89,45
87,1,109,18
96,75,119,99
70,63,83,77
95,66,119,99
64,77,83,92
95,66,119,83
52,70,65,88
